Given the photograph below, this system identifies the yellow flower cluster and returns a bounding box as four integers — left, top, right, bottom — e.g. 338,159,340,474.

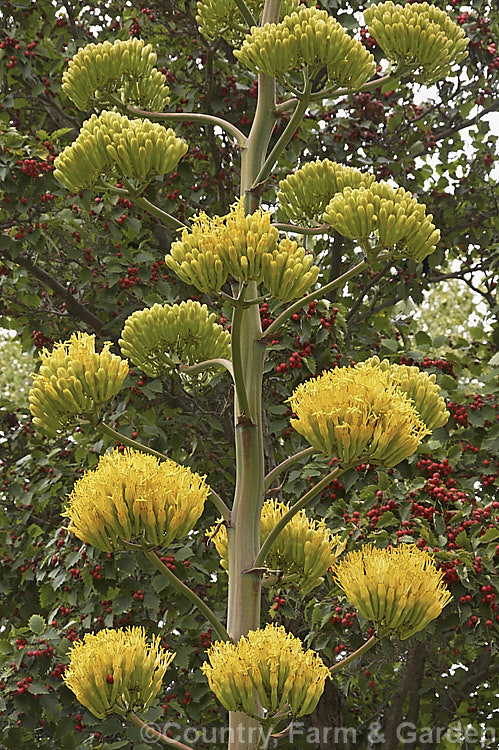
64,627,174,719
119,300,231,378
234,7,375,89
323,181,440,263
333,544,452,639
165,202,319,300
288,364,430,467
278,159,375,226
358,356,449,431
196,0,300,47
201,624,330,718
364,2,469,84
63,448,209,552
29,332,128,437
209,498,345,593
54,111,188,192
62,38,171,111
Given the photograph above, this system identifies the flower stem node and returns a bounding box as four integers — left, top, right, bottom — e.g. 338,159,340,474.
358,356,449,430
234,7,375,89
364,1,469,84
64,627,175,719
333,544,452,639
29,332,129,437
288,363,431,468
63,448,209,552
62,38,171,111
278,159,375,226
165,201,319,300
119,300,231,380
196,0,300,47
209,498,345,593
53,111,188,192
201,624,330,719
323,181,440,263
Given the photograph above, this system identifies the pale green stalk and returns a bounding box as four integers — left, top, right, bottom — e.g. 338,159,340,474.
226,3,282,747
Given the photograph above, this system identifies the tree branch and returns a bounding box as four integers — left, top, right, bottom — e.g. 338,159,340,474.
10,251,105,334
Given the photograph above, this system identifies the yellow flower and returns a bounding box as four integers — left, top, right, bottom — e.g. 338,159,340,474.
165,202,319,300
201,624,330,718
119,300,231,379
357,356,449,431
29,332,129,437
333,544,452,639
209,498,345,593
63,448,209,552
288,365,430,467
64,627,174,719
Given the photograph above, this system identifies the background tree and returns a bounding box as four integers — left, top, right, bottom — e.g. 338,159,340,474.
0,1,498,749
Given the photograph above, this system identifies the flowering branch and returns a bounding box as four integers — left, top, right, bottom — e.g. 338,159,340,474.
143,548,230,642
97,421,169,461
262,259,368,337
106,182,188,230
329,635,378,674
108,94,248,148
127,712,194,750
254,467,342,568
233,0,257,28
178,359,234,379
271,222,330,235
264,446,315,490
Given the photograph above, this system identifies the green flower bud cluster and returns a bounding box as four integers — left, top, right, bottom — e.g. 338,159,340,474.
278,159,375,226
323,181,440,263
208,498,345,594
234,7,375,89
29,333,129,437
62,38,171,111
364,1,469,84
196,0,300,47
119,300,231,378
53,111,188,192
359,356,449,431
165,202,319,301
202,624,330,719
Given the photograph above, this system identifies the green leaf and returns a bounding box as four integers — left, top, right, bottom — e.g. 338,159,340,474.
28,614,46,634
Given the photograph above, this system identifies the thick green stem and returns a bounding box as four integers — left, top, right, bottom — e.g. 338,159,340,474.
329,636,378,674
128,712,194,749
263,259,368,337
143,549,229,642
254,467,341,568
248,81,311,195
226,5,282,746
